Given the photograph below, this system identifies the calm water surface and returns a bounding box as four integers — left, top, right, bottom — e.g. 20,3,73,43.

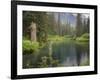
23,40,89,68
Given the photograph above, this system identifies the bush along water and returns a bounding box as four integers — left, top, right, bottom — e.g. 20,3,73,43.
23,40,40,54
38,56,60,68
76,33,89,42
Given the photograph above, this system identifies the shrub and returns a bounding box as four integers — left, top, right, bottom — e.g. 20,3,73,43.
76,37,89,42
38,56,59,68
80,59,89,66
76,33,89,42
23,40,39,54
81,33,89,39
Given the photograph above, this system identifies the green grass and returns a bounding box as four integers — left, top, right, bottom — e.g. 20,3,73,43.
47,35,72,43
48,34,89,43
23,33,89,55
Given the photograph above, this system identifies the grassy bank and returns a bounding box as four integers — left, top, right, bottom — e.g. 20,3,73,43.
23,33,89,55
76,33,89,42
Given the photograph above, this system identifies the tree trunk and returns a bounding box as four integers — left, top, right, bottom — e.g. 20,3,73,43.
30,22,37,41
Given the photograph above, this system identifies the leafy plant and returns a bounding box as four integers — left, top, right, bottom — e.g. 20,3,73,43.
38,56,59,68
81,33,89,39
76,33,89,42
23,40,39,54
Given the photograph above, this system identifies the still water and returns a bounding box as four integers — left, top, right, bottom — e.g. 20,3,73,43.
23,41,89,68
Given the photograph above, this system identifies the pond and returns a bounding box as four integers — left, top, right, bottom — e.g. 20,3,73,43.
23,40,89,68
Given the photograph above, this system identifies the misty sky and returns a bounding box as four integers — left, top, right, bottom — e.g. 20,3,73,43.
54,12,89,27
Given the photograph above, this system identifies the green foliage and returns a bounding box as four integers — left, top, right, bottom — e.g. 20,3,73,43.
80,59,89,66
81,33,89,39
63,35,74,40
48,35,62,41
47,35,74,44
23,11,48,43
38,56,49,68
76,37,89,42
23,40,39,54
22,12,90,68
48,35,67,42
76,33,89,42
63,35,72,38
38,56,59,68
51,60,59,67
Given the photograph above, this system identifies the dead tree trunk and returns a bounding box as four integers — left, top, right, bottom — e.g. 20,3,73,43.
30,22,37,41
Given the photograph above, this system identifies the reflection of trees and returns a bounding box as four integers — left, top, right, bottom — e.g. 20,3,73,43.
75,43,89,66
75,44,82,66
52,42,70,63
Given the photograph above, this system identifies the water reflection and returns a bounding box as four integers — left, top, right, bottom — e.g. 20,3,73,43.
23,41,89,68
